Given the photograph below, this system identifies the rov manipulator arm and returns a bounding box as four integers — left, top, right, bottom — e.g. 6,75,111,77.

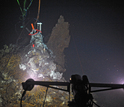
21,75,124,107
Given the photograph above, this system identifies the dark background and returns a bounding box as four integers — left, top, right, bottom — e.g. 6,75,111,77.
0,0,124,106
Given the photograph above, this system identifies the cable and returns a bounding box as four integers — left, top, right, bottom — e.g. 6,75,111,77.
35,0,41,24
20,90,26,107
72,35,84,72
15,21,21,35
92,101,101,107
17,0,33,17
15,18,34,45
17,0,23,14
27,0,33,10
43,87,48,107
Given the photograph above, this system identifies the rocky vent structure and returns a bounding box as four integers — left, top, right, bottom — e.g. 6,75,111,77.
0,15,71,107
19,15,70,82
47,15,70,74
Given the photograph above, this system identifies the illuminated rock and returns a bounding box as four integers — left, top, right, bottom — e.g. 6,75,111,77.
0,15,71,107
47,15,70,73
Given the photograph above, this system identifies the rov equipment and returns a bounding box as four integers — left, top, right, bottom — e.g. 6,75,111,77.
21,74,124,107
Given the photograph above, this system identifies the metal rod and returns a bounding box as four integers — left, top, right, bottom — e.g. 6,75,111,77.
25,81,70,86
91,87,123,93
90,83,124,88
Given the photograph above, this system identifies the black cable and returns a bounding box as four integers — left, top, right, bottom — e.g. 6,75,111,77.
92,101,100,107
15,18,34,46
43,87,48,107
26,27,30,33
15,21,21,36
20,90,26,107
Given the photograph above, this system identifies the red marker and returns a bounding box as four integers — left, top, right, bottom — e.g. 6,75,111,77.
31,23,34,30
32,44,35,47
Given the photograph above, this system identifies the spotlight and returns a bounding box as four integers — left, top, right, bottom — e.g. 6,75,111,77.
22,78,34,91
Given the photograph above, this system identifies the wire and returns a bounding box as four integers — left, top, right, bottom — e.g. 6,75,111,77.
20,90,26,107
27,0,33,10
72,35,84,73
15,21,21,36
15,18,34,45
17,0,23,14
35,0,41,24
92,101,101,107
43,87,48,107
17,0,33,30
17,0,33,17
